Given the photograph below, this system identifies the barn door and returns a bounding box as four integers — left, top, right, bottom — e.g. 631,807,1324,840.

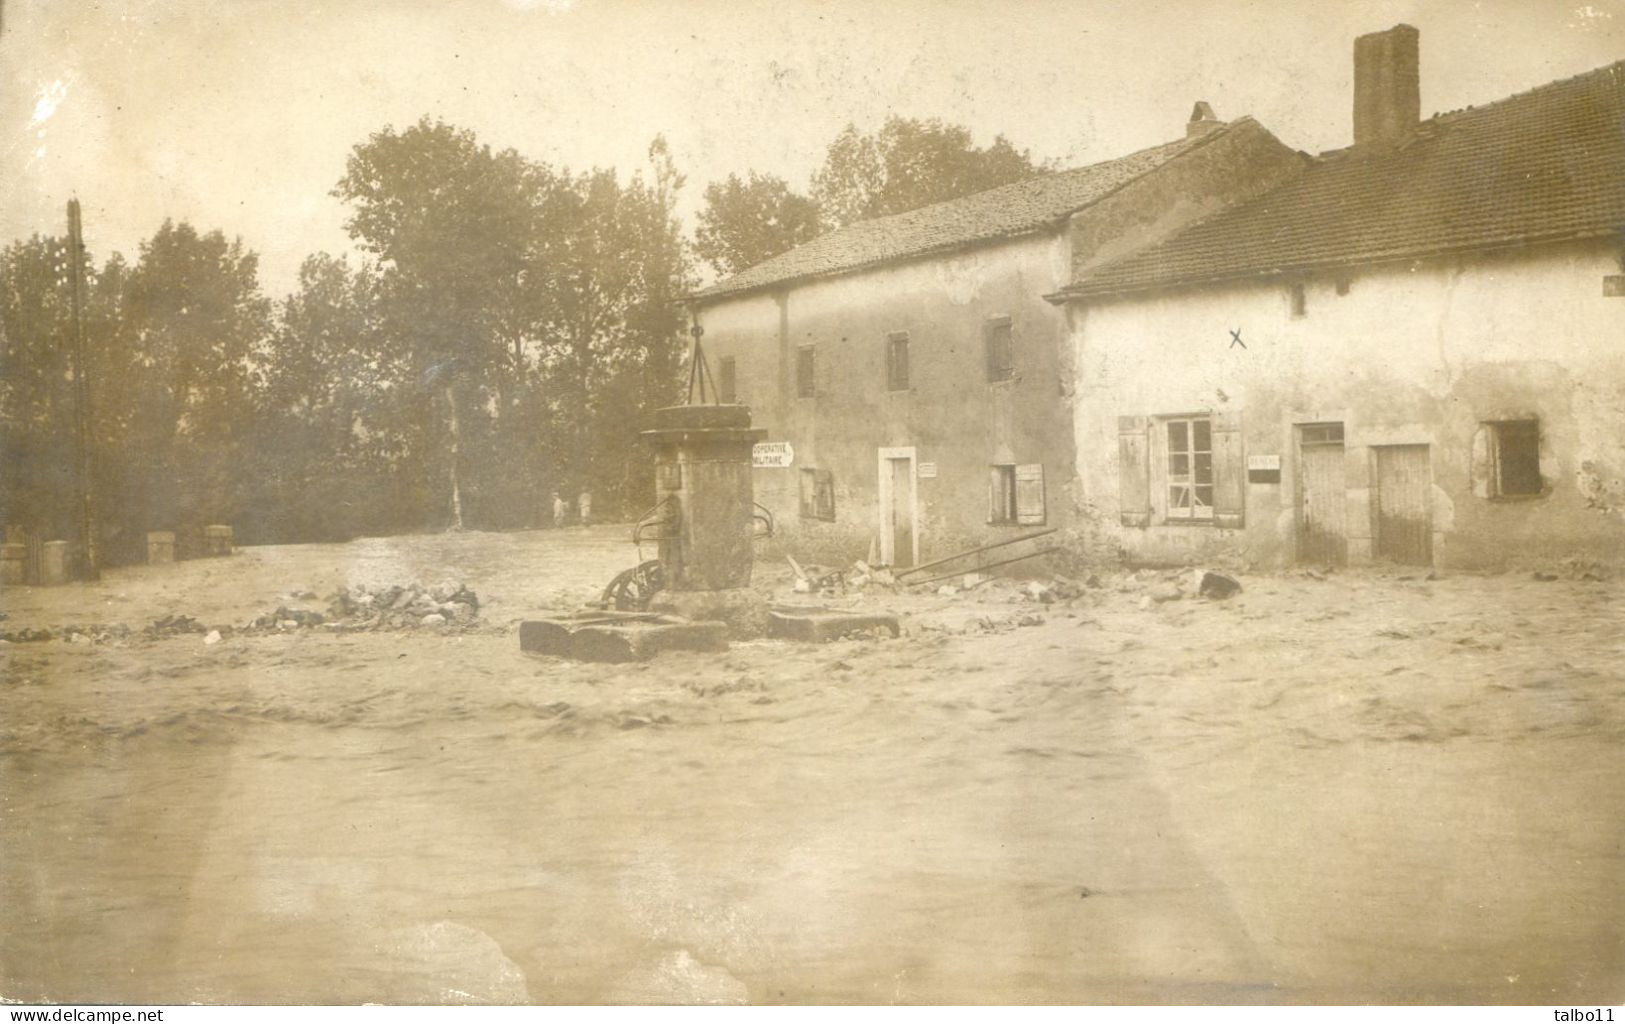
1374,444,1433,565
1296,423,1347,566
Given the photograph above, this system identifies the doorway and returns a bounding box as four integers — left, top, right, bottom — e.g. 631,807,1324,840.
877,447,917,568
1373,444,1433,565
1296,422,1347,566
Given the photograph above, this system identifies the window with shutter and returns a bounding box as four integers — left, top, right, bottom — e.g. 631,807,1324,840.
1165,417,1214,520
989,465,1017,523
1117,415,1151,527
1488,419,1542,496
1015,464,1045,525
984,317,1014,382
800,467,835,520
719,356,737,403
815,470,836,520
887,332,910,391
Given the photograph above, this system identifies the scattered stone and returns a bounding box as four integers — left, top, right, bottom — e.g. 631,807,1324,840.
421,613,447,626
148,614,208,636
203,629,222,645
936,584,959,597
1197,571,1243,600
1532,571,1558,582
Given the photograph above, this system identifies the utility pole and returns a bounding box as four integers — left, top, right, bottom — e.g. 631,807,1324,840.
66,199,99,580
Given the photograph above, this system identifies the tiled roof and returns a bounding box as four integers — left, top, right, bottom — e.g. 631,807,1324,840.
693,124,1249,302
1065,61,1625,298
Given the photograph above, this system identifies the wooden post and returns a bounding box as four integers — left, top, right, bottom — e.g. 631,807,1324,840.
66,200,99,580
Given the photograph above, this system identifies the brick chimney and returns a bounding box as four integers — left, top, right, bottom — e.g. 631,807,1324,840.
1186,101,1222,138
1353,24,1420,147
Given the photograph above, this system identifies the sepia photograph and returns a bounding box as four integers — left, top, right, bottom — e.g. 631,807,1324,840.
2,0,1623,1008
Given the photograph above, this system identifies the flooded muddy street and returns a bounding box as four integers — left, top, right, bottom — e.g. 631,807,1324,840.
3,529,1622,1003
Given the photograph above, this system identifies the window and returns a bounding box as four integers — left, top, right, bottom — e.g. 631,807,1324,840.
886,332,910,391
989,463,1045,525
1488,419,1542,496
718,356,736,404
984,317,1014,382
796,345,816,398
1299,421,1344,445
1165,417,1214,520
1122,412,1244,528
799,468,835,520
1289,283,1307,318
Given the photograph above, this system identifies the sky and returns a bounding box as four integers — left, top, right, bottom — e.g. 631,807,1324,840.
4,0,1623,296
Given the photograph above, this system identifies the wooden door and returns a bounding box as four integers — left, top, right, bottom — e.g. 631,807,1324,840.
1374,444,1432,565
888,457,914,568
1297,430,1347,566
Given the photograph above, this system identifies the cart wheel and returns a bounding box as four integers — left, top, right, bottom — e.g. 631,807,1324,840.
602,560,664,610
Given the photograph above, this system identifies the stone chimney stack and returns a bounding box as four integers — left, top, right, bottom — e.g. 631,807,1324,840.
1353,24,1420,148
1186,101,1222,138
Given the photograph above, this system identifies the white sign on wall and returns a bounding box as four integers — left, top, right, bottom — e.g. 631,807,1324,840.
1247,455,1281,471
917,462,938,478
752,442,795,468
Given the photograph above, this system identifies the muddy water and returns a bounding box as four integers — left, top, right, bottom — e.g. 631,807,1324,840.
2,532,1623,1003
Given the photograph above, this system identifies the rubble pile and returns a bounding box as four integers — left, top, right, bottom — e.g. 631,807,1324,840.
0,623,134,645
1116,568,1243,609
0,581,484,645
314,581,481,631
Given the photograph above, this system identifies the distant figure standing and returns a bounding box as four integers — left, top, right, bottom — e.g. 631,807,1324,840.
552,492,567,529
577,490,592,527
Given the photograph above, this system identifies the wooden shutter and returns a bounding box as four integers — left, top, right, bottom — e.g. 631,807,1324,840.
799,468,815,518
1212,409,1245,529
815,469,836,520
1015,464,1046,525
1117,415,1151,527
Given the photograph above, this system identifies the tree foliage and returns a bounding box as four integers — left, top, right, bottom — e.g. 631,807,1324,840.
694,117,1049,279
0,117,697,563
693,172,822,276
2,112,1043,562
812,116,1046,227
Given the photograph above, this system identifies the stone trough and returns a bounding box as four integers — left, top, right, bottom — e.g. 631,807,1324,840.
519,610,728,663
767,605,901,643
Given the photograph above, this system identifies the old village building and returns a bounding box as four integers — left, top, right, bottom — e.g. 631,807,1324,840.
692,110,1303,566
1057,26,1625,570
694,25,1625,571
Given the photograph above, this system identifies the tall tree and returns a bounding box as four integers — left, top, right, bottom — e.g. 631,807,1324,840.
111,221,272,553
694,172,821,276
534,137,693,518
0,235,80,538
811,116,1047,227
333,117,545,529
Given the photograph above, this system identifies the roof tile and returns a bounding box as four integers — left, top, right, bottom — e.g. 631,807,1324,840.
694,127,1240,301
1068,61,1625,297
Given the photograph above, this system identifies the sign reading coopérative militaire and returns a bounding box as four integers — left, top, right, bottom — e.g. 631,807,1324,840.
752,442,794,468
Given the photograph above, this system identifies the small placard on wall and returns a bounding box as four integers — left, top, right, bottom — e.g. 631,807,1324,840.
917,462,938,479
1247,454,1281,484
